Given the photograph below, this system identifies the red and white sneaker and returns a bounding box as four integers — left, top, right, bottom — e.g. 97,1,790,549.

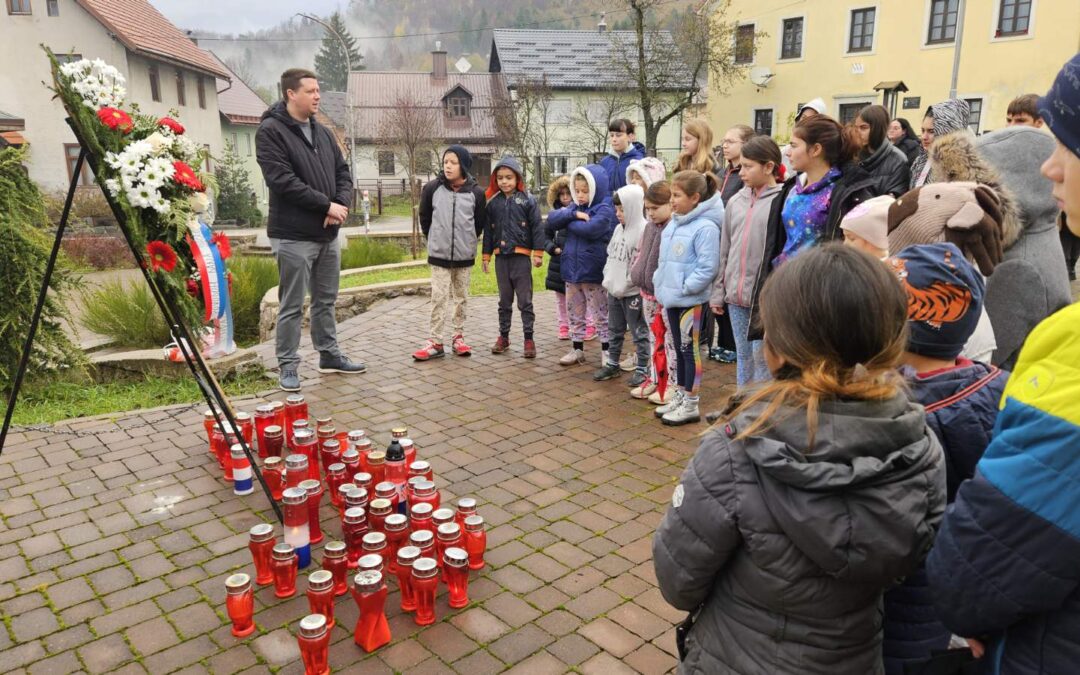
451,334,472,356
558,325,570,340
412,340,445,361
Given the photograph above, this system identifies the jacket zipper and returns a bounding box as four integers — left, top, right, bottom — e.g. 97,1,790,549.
450,189,458,262
734,190,759,306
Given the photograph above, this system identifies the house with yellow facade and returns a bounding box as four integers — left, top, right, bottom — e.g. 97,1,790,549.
707,0,1080,140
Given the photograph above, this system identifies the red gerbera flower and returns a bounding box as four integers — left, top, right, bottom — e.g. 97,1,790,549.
186,278,200,297
96,107,133,133
172,161,204,191
158,117,185,134
146,240,178,273
211,232,232,260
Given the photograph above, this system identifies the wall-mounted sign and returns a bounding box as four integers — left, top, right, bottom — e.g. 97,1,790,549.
903,96,922,109
851,63,865,74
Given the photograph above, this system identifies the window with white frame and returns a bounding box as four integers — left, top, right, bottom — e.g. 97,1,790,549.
927,0,959,44
735,24,755,64
848,8,876,52
781,17,804,60
964,98,984,134
996,0,1031,37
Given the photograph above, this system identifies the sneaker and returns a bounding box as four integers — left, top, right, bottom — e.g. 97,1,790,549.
318,354,367,374
412,340,445,361
707,347,722,362
619,355,636,372
648,387,673,405
451,335,471,356
716,349,737,364
523,339,537,359
627,371,647,387
279,368,301,392
655,389,685,418
662,396,701,426
593,363,621,381
584,325,597,341
631,380,657,399
491,336,510,354
558,325,570,340
559,348,586,366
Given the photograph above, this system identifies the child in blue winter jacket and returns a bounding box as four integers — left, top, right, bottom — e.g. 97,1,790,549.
547,164,617,367
600,118,646,194
652,170,723,426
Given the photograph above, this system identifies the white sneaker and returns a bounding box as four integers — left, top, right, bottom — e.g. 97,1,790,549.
648,386,673,405
630,380,657,400
619,355,635,372
559,348,586,366
662,396,700,426
655,389,685,418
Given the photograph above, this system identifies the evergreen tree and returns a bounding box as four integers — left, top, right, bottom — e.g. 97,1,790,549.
313,12,363,92
214,141,262,225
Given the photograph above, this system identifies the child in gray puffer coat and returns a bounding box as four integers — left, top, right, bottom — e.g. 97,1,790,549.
653,244,946,675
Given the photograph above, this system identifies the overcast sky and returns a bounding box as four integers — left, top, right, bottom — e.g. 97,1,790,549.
149,0,345,33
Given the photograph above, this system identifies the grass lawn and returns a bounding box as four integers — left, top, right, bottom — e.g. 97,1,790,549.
11,368,275,426
340,251,551,296
374,195,416,219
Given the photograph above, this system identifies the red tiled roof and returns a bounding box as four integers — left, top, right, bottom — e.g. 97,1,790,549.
210,53,269,126
348,71,508,144
75,0,230,79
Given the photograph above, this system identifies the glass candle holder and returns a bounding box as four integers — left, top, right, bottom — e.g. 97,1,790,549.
344,486,369,515
253,404,275,459
269,400,285,432
203,409,218,456
409,460,433,483
225,573,256,637
405,476,425,510
296,613,330,675
248,523,276,585
367,498,392,536
411,481,440,513
374,481,399,514
432,508,456,530
262,425,284,460
284,454,309,490
410,503,434,535
230,444,254,496
351,570,391,653
319,438,340,481
299,479,324,545
409,529,435,561
346,429,366,453
293,429,320,482
315,416,333,433
271,543,297,598
342,507,367,569
361,531,388,561
219,425,240,482
436,522,464,572
455,497,477,529
325,463,347,508
358,553,384,576
366,451,386,487
263,456,285,501
354,437,373,473
337,483,357,519
321,541,349,596
282,487,311,569
399,438,417,467
306,569,336,629
341,449,361,479
235,411,254,447
442,547,470,609
395,545,420,612
283,394,307,449
391,426,408,440
383,514,408,576
411,557,439,626
353,472,373,494
463,515,487,571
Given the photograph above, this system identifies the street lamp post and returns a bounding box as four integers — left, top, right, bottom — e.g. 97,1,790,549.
296,12,355,188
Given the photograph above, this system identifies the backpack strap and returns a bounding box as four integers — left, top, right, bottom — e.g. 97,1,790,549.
924,366,1004,414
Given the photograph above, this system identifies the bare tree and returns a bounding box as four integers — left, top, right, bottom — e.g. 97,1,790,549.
493,75,553,189
376,90,440,257
612,0,760,153
565,90,636,162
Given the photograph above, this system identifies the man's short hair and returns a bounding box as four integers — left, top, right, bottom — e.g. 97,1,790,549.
280,68,318,101
1007,93,1040,120
608,118,636,134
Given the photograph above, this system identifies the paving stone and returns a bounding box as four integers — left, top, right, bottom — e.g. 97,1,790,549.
487,623,554,664
416,621,477,663
78,632,133,674
27,649,83,675
253,628,301,666
378,638,432,672
44,623,95,653
565,587,624,622
125,616,181,656
142,635,217,674
579,616,646,658
451,648,506,675
450,607,512,644
546,633,601,666
482,591,541,628
10,605,60,642
4,640,47,671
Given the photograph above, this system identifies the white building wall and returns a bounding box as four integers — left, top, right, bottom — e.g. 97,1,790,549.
222,121,269,214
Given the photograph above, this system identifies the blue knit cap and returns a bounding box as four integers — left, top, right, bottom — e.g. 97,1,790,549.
443,145,473,173
888,243,985,360
1038,52,1080,159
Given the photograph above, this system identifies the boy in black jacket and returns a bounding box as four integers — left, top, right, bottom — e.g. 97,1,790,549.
482,156,543,358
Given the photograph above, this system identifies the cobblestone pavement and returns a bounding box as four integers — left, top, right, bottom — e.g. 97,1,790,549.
0,291,736,674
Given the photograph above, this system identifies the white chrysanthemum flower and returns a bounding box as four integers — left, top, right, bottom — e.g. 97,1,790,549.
150,196,170,214
104,178,121,196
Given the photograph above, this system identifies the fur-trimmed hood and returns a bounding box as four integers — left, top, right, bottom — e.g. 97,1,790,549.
928,131,1023,248
547,175,571,210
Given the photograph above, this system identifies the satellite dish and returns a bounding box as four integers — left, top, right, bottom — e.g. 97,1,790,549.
749,66,774,88
455,57,472,73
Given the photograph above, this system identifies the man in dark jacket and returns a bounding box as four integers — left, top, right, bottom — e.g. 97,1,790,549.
256,68,364,392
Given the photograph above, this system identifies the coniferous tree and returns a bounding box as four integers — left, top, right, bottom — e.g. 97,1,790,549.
214,141,262,225
313,12,363,92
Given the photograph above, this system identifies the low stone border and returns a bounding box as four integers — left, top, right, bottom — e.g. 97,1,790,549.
89,345,263,381
258,261,431,340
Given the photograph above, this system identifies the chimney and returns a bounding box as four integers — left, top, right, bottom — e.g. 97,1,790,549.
432,40,447,80
598,12,607,33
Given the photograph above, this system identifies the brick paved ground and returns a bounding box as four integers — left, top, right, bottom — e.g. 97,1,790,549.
0,291,736,674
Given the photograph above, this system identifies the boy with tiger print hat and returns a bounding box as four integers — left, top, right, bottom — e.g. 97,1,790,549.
880,241,1008,674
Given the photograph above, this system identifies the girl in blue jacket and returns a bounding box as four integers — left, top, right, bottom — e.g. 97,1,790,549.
652,170,723,425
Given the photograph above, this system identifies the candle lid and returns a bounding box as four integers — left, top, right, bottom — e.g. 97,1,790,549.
409,460,431,473
264,425,283,437
343,507,366,524
337,482,356,496
391,426,407,437
354,438,373,451
432,508,456,524
374,481,396,498
396,545,421,565
399,438,414,449
353,569,382,592
341,449,360,462
384,514,408,532
272,542,295,559
317,426,336,438
235,411,252,422
307,569,333,591
292,420,309,430
368,498,392,515
366,451,385,465
322,439,340,451
293,429,315,444
353,472,372,485
229,444,248,458
457,497,477,511
282,487,307,505
298,479,322,496
249,523,274,542
269,400,285,410
358,554,383,572
298,613,327,638
225,572,252,592
264,456,283,468
410,502,434,518
284,454,308,470
443,547,469,567
464,515,485,531
407,476,425,489
409,530,434,547
315,416,332,427
345,487,368,504
361,532,387,549
285,394,305,405
347,429,366,442
437,522,462,540
327,462,346,473
411,557,438,578
413,480,436,497
254,404,273,415
203,409,217,420
323,540,347,556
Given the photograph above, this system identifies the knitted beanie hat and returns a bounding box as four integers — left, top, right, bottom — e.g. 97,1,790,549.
887,182,1004,275
625,157,666,188
840,194,894,252
1037,52,1080,159
443,145,473,173
888,243,985,360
